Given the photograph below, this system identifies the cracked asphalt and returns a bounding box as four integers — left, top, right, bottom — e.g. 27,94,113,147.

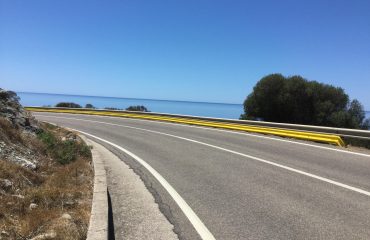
35,112,370,240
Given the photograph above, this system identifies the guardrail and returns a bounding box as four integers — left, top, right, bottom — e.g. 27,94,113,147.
26,107,364,146
26,106,370,147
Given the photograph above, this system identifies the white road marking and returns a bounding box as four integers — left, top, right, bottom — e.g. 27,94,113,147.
67,127,216,240
34,112,370,158
40,115,370,197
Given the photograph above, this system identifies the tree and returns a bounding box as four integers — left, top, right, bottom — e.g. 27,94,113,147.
362,118,370,130
241,74,368,129
347,99,366,128
85,103,95,109
55,102,82,108
126,105,149,112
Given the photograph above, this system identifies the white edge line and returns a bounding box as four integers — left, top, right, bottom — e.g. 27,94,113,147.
34,112,370,158
42,115,370,198
66,127,216,240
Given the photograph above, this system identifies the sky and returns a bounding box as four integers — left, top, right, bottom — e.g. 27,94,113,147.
0,0,369,108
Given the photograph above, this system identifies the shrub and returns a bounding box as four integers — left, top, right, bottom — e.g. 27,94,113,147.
126,105,149,112
55,102,82,108
37,129,91,165
37,129,57,149
85,103,95,109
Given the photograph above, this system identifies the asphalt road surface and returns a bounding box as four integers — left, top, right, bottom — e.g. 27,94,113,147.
34,112,370,240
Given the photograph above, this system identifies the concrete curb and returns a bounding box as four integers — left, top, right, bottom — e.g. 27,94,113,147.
81,136,109,240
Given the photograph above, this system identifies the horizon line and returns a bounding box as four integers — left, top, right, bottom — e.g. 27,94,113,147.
16,91,243,106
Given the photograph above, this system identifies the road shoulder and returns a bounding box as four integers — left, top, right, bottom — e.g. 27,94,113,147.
86,136,179,240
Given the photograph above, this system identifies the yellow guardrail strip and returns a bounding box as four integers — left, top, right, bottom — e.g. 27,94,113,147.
26,107,345,147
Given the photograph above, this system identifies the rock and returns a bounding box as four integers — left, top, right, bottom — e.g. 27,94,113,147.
64,199,75,206
60,213,72,220
13,156,37,170
11,194,24,199
1,230,10,237
30,231,57,240
0,144,39,171
0,141,5,152
0,178,13,191
0,88,39,132
29,203,38,210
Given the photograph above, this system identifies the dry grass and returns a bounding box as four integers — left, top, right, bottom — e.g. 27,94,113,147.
0,118,23,144
0,122,93,240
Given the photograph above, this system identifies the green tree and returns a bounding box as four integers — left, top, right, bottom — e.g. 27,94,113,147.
347,99,369,129
85,103,95,109
126,105,149,112
241,74,368,129
55,102,82,108
243,74,286,122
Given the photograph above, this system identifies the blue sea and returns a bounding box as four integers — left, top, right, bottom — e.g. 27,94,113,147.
16,92,370,120
17,92,244,119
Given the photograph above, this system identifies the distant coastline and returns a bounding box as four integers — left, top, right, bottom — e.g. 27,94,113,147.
14,92,370,120
16,92,244,119
16,91,242,106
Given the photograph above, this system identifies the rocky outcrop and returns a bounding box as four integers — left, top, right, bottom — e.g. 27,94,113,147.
0,89,93,239
0,89,40,169
0,88,39,132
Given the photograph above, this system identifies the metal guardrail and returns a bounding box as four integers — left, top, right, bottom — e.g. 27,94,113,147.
27,107,370,147
26,106,370,141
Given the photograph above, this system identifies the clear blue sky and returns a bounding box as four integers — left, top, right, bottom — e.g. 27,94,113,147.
1,0,369,108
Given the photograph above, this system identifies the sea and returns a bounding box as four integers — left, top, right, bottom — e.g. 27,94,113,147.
16,92,370,120
17,92,244,119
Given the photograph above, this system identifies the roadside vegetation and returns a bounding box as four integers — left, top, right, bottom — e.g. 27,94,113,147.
54,102,150,112
0,90,93,240
85,103,95,109
105,106,150,112
55,102,82,108
241,74,370,130
37,125,91,165
0,121,93,240
125,105,149,112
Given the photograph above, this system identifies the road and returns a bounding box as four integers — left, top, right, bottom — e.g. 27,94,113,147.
35,112,370,240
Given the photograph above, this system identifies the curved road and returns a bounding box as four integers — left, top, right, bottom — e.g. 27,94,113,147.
35,112,370,240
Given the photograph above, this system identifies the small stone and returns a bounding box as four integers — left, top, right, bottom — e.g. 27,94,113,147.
0,179,13,190
11,156,37,170
1,230,10,237
61,213,72,220
64,200,75,206
30,231,57,240
11,194,24,199
29,203,38,210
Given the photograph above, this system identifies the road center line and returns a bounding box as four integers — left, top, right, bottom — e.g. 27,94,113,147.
38,115,370,198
